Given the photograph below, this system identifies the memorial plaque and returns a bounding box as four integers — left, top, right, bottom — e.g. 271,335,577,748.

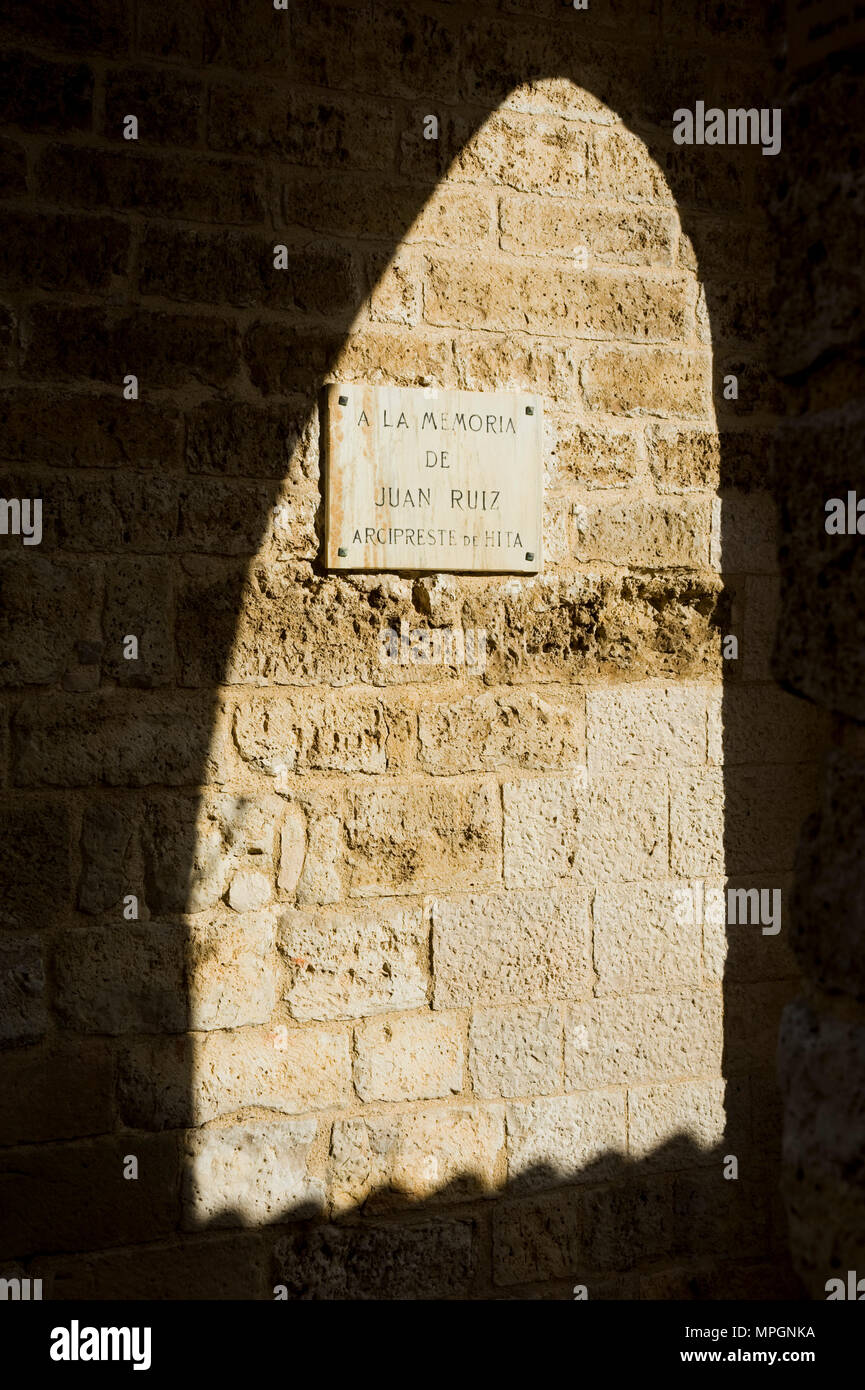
324,384,543,573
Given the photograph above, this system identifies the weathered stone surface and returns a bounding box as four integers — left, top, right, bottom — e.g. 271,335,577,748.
191,1025,352,1123
280,901,427,1021
452,110,588,196
183,1121,324,1228
701,876,798,985
627,1079,727,1165
227,869,271,912
492,1187,583,1286
0,556,102,687
425,256,689,342
564,993,723,1088
278,804,307,896
12,693,231,788
77,800,134,914
672,766,818,876
0,937,46,1044
581,347,711,417
142,791,281,915
187,912,276,1030
0,801,71,926
275,1217,476,1299
587,683,709,773
594,882,702,994
295,803,343,906
390,1104,505,1201
348,782,500,894
53,924,186,1034
419,689,584,774
708,686,827,767
500,194,675,265
431,888,591,1009
548,418,641,488
328,1114,400,1210
711,493,778,574
506,1092,626,1188
234,690,389,775
353,1013,463,1103
504,773,668,887
469,1006,562,1099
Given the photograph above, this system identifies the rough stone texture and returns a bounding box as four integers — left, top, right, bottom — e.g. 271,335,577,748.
0,0,829,1302
348,782,501,895
593,883,703,995
52,924,187,1034
431,888,591,1008
0,937,47,1044
274,1218,476,1300
564,993,723,1089
627,1079,727,1165
191,1025,352,1124
469,1006,562,1099
503,773,668,887
280,902,428,1021
187,912,276,1030
183,1121,324,1229
354,1013,464,1103
506,1092,626,1188
767,10,865,1297
390,1104,505,1201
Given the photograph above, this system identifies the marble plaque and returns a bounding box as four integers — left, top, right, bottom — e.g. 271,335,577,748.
324,384,543,573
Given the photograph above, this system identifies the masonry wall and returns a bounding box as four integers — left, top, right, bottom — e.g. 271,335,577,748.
0,0,831,1299
770,0,865,1297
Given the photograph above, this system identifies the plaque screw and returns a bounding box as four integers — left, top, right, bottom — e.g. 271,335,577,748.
337,546,348,557
338,394,348,406
525,552,535,562
525,406,534,415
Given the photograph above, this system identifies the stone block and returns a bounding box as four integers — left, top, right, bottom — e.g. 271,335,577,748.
353,1012,463,1103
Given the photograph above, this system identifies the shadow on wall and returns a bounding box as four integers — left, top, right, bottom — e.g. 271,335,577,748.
0,0,838,1298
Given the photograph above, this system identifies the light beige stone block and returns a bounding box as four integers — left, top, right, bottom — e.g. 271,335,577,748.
280,901,428,1021
469,1006,562,1099
503,772,668,887
564,992,723,1088
431,888,592,1008
587,684,708,773
391,1104,505,1199
188,911,276,1030
506,1091,626,1187
419,688,585,774
183,1120,323,1227
191,1025,352,1123
628,1079,727,1162
593,882,703,994
353,1012,464,1102
670,768,725,876
349,781,501,895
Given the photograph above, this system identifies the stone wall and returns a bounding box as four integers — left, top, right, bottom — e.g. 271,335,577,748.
771,0,865,1299
0,0,832,1299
